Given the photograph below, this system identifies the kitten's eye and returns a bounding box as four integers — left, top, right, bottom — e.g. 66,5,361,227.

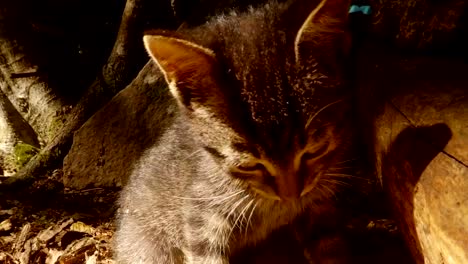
302,143,329,161
231,162,269,180
237,163,266,172
311,126,328,139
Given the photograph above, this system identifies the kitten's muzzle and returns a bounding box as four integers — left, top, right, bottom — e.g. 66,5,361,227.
273,170,305,201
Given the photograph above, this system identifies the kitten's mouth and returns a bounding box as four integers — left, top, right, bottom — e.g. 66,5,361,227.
242,170,324,202
251,187,282,201
251,181,319,202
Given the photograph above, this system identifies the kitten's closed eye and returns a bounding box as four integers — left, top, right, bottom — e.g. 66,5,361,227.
302,143,329,161
310,126,328,140
238,163,267,172
231,162,270,180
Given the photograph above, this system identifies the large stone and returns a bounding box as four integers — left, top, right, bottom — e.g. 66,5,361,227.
62,62,176,189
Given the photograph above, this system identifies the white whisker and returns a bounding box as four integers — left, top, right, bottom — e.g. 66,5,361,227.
228,199,254,241
324,173,362,180
239,200,254,231
169,190,244,201
320,184,336,198
321,179,351,187
225,195,250,222
244,201,258,237
305,99,343,129
181,150,203,162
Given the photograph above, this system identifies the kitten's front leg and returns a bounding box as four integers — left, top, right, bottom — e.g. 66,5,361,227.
184,252,229,264
183,213,231,264
183,238,229,264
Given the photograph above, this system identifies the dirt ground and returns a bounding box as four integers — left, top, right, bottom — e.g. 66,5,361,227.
0,170,117,264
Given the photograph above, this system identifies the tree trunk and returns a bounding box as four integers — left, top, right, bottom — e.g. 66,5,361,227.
372,56,468,264
9,0,150,185
0,89,39,175
0,5,66,145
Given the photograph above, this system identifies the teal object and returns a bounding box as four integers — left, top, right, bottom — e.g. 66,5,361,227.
349,5,372,15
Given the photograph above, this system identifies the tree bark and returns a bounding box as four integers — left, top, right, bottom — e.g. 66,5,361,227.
9,0,150,184
372,56,468,264
0,5,66,145
0,89,40,175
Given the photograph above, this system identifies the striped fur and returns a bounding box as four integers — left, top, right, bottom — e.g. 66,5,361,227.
115,0,354,263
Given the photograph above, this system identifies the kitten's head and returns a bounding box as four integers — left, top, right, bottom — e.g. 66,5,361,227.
144,0,353,202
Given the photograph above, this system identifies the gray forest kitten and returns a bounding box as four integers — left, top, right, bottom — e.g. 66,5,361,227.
115,0,359,263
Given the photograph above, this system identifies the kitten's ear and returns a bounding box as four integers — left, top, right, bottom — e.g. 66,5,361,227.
294,0,351,66
143,34,220,107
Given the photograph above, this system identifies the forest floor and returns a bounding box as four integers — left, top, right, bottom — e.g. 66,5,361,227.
0,170,117,264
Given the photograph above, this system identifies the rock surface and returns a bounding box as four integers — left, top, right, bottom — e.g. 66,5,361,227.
62,62,176,189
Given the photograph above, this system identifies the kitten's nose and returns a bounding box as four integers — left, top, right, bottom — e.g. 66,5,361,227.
275,172,303,201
